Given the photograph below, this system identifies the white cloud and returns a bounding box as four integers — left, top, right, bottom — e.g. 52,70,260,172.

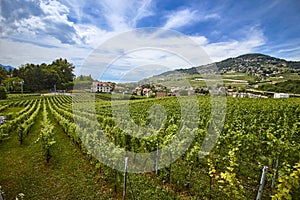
189,35,208,46
163,8,220,30
276,45,300,61
14,16,45,37
202,13,221,20
0,0,80,44
203,26,266,61
0,0,155,48
99,0,153,31
73,24,115,48
163,9,199,29
39,0,70,24
0,37,92,70
278,46,300,54
132,0,153,24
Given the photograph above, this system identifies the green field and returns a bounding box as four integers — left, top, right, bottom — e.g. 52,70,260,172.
0,95,299,199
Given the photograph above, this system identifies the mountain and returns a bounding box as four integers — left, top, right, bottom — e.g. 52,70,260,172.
216,53,300,72
0,64,15,71
144,53,300,80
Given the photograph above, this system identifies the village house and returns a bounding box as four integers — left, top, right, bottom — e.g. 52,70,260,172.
134,87,154,97
143,88,153,97
135,87,142,96
91,81,114,93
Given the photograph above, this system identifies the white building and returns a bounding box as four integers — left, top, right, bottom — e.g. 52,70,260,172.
274,93,289,98
91,81,113,93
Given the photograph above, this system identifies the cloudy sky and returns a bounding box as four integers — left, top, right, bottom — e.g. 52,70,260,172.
0,0,300,81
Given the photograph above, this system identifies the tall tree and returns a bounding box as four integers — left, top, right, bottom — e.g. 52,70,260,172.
49,58,75,90
24,64,44,92
0,67,7,84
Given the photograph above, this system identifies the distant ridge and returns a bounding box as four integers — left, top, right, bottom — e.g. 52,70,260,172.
149,53,300,78
0,64,15,71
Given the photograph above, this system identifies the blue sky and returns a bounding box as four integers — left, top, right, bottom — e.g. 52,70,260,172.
0,0,300,81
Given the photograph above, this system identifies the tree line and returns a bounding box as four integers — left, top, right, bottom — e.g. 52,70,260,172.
0,58,75,96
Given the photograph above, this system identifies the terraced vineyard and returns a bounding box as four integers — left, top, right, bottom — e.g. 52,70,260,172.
0,95,299,199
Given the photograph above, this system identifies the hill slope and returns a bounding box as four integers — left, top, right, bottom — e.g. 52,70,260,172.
141,53,300,82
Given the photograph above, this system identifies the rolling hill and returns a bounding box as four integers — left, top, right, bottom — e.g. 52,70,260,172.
136,53,300,93
155,53,300,77
140,53,300,82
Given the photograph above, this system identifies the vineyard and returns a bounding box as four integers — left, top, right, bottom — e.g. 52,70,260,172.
0,95,299,199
